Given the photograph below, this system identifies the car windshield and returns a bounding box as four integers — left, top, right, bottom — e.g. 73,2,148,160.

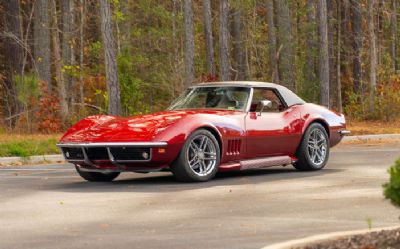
168,86,251,111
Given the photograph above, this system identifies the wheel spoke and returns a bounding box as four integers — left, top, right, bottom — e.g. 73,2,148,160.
312,130,317,141
199,136,208,150
190,142,199,152
192,161,200,170
188,157,198,167
318,147,326,161
200,161,207,174
312,151,318,162
315,133,320,141
309,147,314,157
315,149,321,160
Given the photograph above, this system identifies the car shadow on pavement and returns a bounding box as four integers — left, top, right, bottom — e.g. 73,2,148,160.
50,167,343,193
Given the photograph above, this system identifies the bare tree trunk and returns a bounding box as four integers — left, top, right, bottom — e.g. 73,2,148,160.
305,0,317,100
392,0,398,72
377,0,384,68
266,0,279,83
336,0,343,112
183,0,195,86
219,0,230,81
2,0,23,75
171,0,180,94
202,0,215,76
99,0,121,115
62,0,75,106
119,0,130,50
318,0,330,107
232,9,248,80
275,0,295,90
34,0,51,91
79,0,85,104
327,0,337,108
51,0,69,122
2,0,23,127
350,0,362,95
368,0,377,113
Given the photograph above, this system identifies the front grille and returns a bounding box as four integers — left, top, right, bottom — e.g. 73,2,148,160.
109,147,151,161
61,146,151,162
86,147,108,160
62,147,84,160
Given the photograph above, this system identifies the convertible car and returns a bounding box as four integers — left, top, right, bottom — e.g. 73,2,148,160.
57,81,350,182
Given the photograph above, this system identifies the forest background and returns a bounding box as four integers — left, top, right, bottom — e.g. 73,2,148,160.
1,0,399,134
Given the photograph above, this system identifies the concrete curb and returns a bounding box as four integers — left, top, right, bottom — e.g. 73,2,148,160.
343,134,400,142
261,226,400,249
0,154,64,165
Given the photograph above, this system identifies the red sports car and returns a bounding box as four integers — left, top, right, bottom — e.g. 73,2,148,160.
57,81,350,182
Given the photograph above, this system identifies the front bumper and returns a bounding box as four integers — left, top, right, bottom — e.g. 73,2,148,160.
338,130,351,136
56,142,168,170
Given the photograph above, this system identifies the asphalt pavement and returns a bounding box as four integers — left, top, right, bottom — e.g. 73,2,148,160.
0,143,399,249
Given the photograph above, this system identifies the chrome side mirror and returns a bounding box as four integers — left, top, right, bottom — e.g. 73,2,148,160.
258,100,272,116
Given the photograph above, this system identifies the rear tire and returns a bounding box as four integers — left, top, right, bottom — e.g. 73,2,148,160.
171,129,220,182
75,165,120,182
293,123,329,171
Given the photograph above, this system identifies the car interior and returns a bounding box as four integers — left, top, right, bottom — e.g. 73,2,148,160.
250,88,286,113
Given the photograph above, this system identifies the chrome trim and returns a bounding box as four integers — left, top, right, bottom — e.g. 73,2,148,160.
57,141,167,148
81,147,97,167
59,143,156,164
240,156,292,170
245,87,254,112
338,130,351,135
106,147,125,169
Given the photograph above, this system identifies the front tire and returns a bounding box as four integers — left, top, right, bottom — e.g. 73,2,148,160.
75,165,120,182
171,129,220,182
293,123,329,171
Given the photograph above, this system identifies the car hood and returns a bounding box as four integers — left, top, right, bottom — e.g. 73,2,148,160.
60,109,239,143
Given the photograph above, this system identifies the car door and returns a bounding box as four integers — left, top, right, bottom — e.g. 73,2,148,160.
245,88,303,158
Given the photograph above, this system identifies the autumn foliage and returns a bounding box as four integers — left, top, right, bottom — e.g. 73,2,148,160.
35,81,62,133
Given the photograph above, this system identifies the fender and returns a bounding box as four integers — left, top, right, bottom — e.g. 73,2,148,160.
301,114,330,136
60,115,117,141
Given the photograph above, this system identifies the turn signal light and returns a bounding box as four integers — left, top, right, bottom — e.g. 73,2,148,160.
158,148,166,154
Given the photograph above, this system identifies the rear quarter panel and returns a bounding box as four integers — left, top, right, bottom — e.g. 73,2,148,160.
299,103,346,147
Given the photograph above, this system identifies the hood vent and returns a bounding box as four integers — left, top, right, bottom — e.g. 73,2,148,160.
227,139,241,155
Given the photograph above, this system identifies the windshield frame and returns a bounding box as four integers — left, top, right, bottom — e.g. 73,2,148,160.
167,86,253,112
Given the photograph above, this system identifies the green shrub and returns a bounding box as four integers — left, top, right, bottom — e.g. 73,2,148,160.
0,138,59,157
383,159,400,207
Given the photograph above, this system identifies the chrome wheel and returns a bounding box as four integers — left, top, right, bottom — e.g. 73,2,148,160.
307,129,327,166
187,134,217,176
